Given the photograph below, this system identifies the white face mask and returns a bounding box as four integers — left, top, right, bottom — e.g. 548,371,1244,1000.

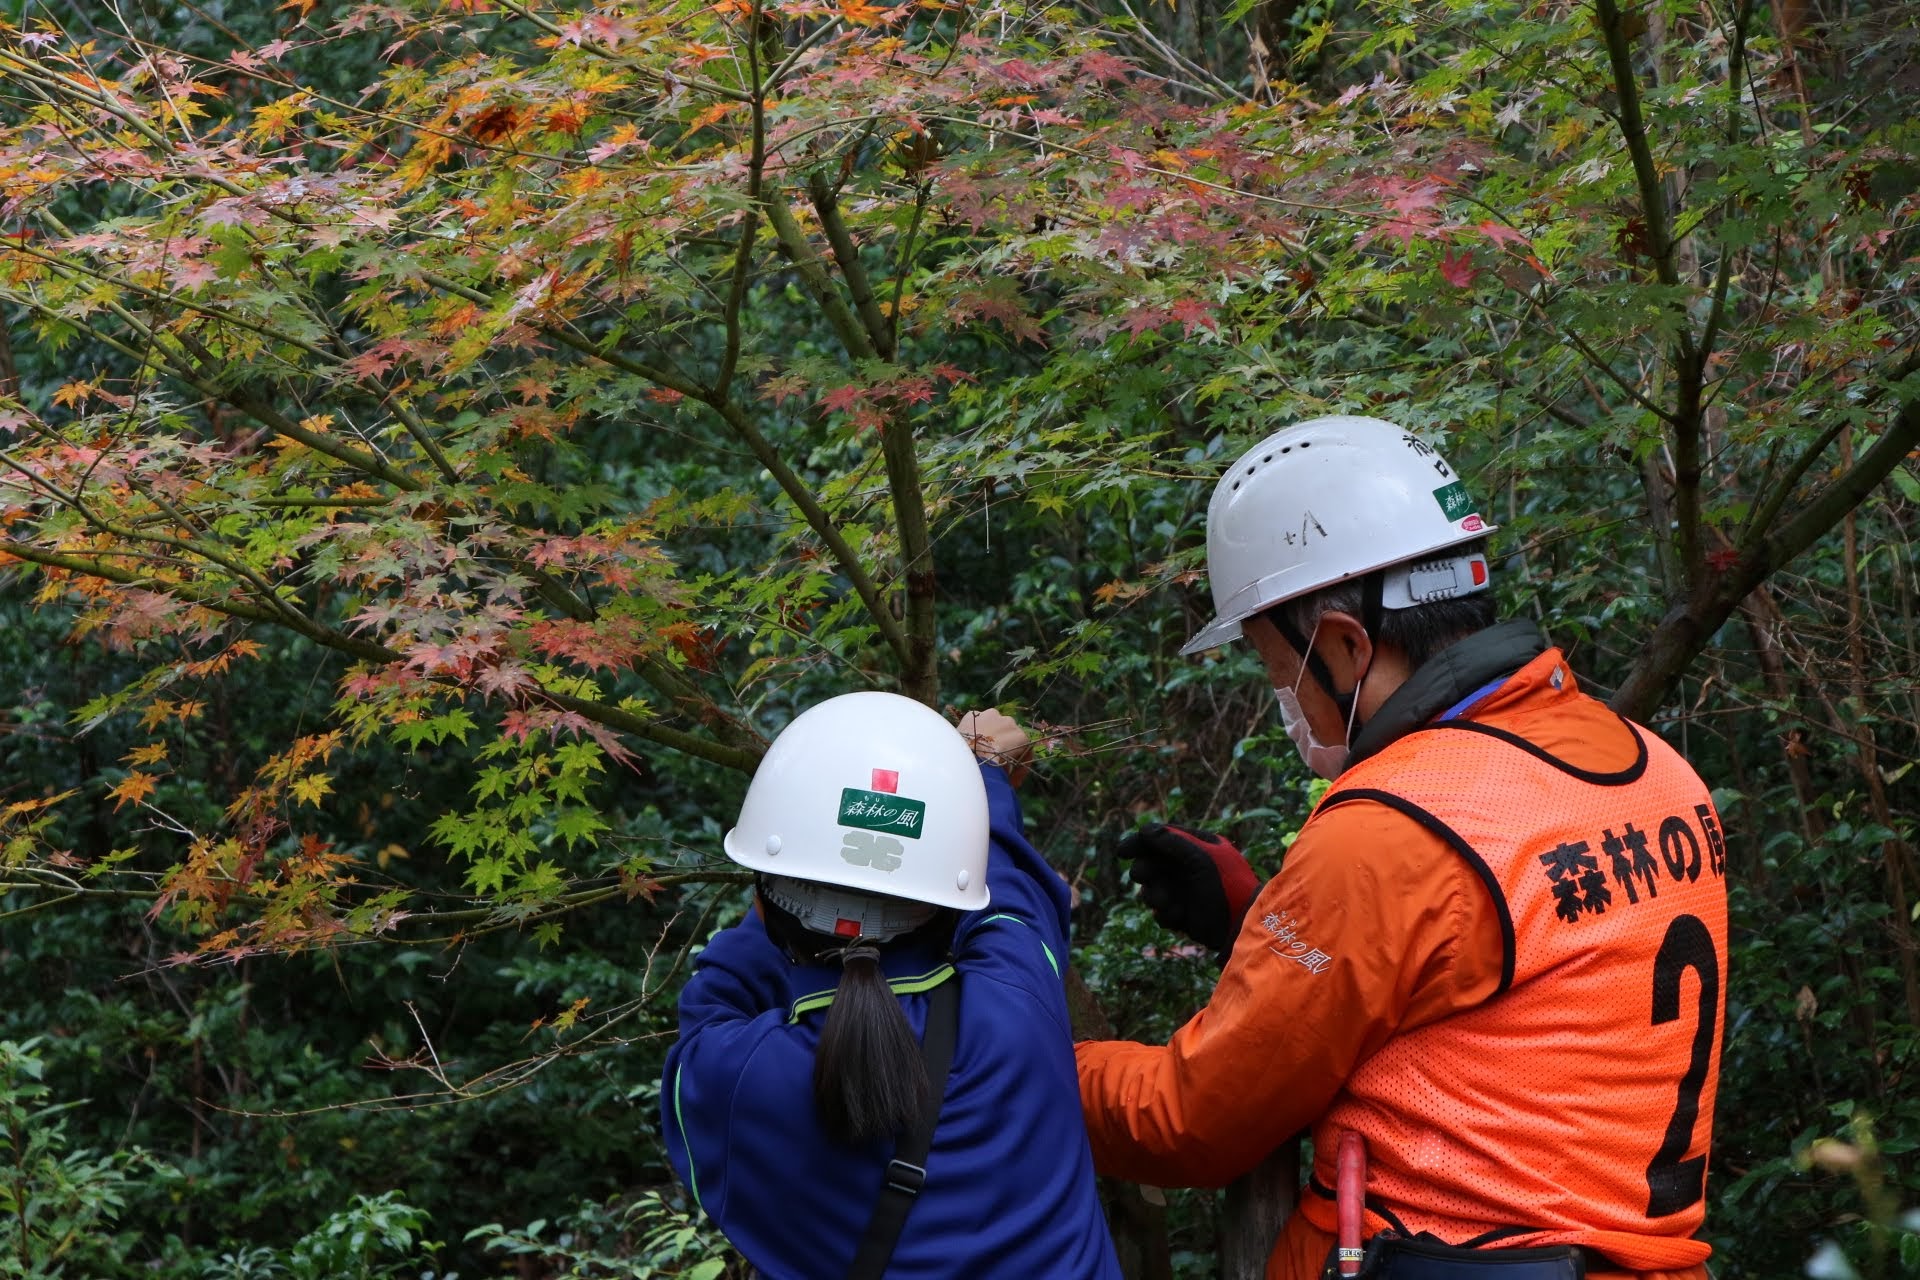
1271,616,1367,780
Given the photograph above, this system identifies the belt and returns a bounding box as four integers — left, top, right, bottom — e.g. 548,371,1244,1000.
1328,1235,1602,1279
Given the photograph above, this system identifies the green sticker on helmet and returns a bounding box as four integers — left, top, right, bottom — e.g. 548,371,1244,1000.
1432,480,1474,522
838,787,927,840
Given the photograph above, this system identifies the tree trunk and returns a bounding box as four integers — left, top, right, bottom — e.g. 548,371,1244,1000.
1837,429,1920,1030
1065,968,1174,1280
1065,965,1296,1279
1221,1144,1299,1279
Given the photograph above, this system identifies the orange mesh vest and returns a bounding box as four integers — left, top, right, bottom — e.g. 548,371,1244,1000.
1296,714,1727,1271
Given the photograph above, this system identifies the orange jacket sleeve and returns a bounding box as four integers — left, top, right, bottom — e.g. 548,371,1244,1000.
1075,800,1506,1188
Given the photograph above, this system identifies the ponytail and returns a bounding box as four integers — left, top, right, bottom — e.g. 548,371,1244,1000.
758,886,954,1146
813,943,927,1144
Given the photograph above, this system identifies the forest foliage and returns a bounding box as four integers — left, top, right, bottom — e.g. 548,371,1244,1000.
0,0,1916,1274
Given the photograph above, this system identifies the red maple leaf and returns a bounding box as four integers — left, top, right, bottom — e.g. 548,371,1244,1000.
1365,179,1446,249
1079,51,1133,83
1102,184,1159,213
1380,178,1443,219
171,259,221,290
886,376,935,406
818,384,867,414
473,661,535,698
1438,249,1479,289
1168,297,1219,336
1475,220,1532,250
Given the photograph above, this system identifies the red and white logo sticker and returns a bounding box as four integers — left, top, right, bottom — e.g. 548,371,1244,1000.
1461,514,1485,532
870,769,899,794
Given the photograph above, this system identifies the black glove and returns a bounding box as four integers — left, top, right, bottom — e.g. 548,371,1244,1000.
1116,823,1260,957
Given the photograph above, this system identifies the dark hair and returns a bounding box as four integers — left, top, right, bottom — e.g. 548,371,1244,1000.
760,889,955,1145
1280,542,1497,670
813,950,925,1143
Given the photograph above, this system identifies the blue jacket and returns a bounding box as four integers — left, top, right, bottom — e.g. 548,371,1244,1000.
663,764,1123,1280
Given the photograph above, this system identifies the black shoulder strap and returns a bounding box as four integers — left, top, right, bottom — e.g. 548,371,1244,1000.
845,974,960,1280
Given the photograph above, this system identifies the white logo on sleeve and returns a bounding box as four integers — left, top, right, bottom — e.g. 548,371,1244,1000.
1262,910,1333,975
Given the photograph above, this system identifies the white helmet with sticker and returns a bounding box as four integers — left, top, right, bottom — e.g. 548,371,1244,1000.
724,691,990,912
1181,415,1497,655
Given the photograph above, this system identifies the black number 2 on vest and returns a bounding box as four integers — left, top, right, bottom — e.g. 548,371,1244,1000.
1646,913,1718,1217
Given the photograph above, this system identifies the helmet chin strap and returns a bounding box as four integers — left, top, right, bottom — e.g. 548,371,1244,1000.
1270,569,1386,735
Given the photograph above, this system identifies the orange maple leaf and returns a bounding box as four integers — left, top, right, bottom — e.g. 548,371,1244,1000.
109,771,159,811
544,104,589,135
466,102,520,143
685,100,739,134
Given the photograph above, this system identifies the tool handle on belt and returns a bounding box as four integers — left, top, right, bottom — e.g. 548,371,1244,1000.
1337,1131,1367,1278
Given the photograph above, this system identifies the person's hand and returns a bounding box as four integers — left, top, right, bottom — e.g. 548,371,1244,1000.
1116,823,1260,957
958,708,1032,787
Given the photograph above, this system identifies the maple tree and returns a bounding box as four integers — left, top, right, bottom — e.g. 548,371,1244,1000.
0,0,1905,935
0,0,1917,1270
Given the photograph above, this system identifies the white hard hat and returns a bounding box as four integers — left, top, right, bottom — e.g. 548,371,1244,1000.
723,692,990,911
1181,415,1496,655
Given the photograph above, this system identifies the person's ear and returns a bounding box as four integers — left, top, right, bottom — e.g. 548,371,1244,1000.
1314,611,1374,693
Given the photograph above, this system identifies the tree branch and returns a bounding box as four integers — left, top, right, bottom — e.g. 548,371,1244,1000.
761,190,880,362
889,181,933,337
758,179,942,694
1613,381,1920,719
807,173,895,360
1760,396,1920,584
706,394,915,671
1740,353,1919,550
1593,0,1684,293
495,318,911,668
2,281,769,754
4,534,763,770
714,1,768,396
797,179,937,698
0,302,20,402
492,0,753,104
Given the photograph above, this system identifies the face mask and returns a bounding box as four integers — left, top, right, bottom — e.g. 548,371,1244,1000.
1271,616,1368,779
1272,685,1351,779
